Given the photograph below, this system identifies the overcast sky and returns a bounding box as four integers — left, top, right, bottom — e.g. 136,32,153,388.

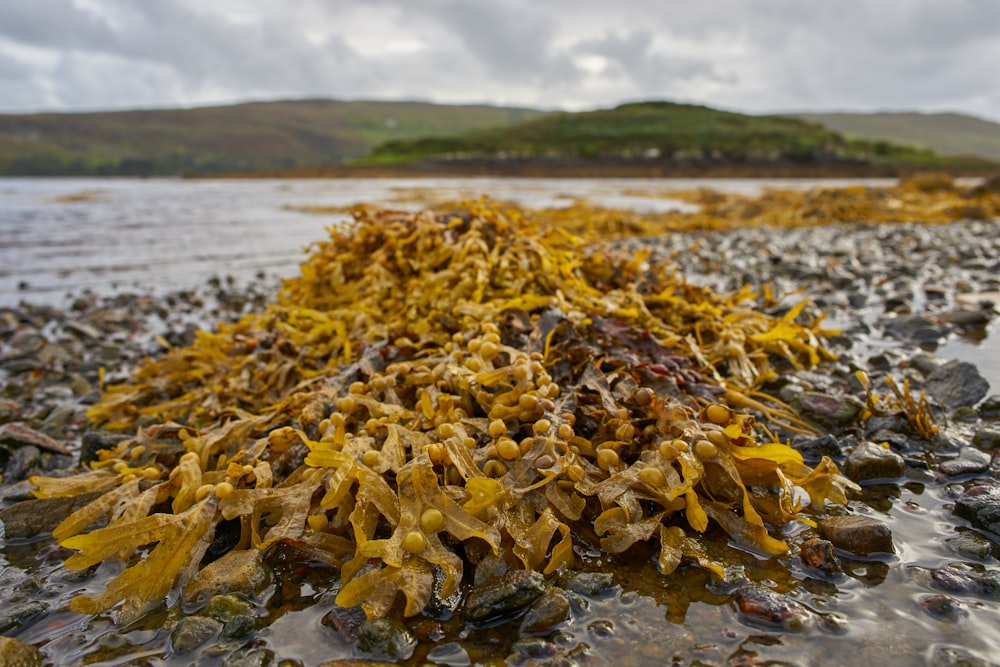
1,0,998,122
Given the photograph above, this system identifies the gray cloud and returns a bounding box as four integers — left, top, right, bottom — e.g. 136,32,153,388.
0,0,997,122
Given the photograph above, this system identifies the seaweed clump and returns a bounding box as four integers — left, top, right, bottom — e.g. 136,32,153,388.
31,200,853,623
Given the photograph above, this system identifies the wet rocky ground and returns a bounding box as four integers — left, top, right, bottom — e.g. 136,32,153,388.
1,218,999,666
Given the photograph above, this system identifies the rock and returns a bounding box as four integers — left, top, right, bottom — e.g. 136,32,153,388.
799,538,842,576
357,618,415,661
0,423,71,455
881,314,949,345
183,549,269,605
924,360,990,410
220,647,277,667
954,486,1000,537
797,392,862,430
426,643,471,666
0,637,44,667
0,492,103,538
0,601,47,633
4,445,41,481
169,616,222,654
818,515,894,556
979,395,1000,419
790,434,845,464
204,594,256,639
946,531,997,560
939,447,992,477
320,605,367,642
972,427,1000,451
926,644,996,667
843,441,905,483
733,585,813,631
464,570,546,623
917,594,967,622
561,571,615,596
520,588,571,634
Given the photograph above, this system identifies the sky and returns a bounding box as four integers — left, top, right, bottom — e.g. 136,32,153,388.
1,0,999,122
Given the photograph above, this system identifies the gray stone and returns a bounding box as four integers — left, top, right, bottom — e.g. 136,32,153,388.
924,360,990,410
818,515,895,556
520,587,571,634
464,570,545,623
170,616,222,654
797,391,862,429
954,485,1000,537
357,618,415,661
561,571,615,596
979,395,1000,419
843,441,905,483
0,423,71,455
0,492,103,538
946,531,997,560
939,447,991,477
972,427,1000,451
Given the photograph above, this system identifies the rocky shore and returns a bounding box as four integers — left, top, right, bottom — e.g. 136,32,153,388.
1,215,999,666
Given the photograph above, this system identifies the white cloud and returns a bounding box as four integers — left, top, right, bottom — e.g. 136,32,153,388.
0,0,997,122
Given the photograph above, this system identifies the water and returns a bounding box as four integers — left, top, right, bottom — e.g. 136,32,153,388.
0,176,897,306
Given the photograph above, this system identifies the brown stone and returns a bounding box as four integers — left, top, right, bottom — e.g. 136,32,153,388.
818,514,894,556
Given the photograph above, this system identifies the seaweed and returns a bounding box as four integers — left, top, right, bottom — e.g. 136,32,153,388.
31,199,858,624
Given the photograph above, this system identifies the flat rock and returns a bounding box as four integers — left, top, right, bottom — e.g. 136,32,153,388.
818,514,894,556
0,636,44,667
954,485,1000,537
939,447,992,477
972,427,1000,451
0,492,103,538
924,360,990,410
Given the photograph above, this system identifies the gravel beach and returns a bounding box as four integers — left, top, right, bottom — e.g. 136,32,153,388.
1,212,998,666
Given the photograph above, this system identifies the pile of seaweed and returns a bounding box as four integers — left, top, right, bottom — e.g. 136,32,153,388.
31,199,860,624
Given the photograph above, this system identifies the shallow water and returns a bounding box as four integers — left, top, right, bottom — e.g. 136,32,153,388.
1,176,998,666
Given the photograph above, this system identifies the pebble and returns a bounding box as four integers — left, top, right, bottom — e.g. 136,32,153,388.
183,549,270,605
733,585,813,630
520,587,571,634
843,441,906,483
954,485,1000,537
463,570,546,623
818,515,895,556
799,538,842,576
939,447,992,477
169,616,222,654
979,395,1000,420
0,423,71,455
972,426,1000,451
924,360,990,410
796,391,863,430
356,618,415,661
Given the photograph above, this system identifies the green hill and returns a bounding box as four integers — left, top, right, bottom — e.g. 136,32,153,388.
0,99,547,176
364,101,976,171
794,112,1000,162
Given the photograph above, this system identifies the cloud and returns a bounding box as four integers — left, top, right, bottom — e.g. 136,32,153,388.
0,0,997,122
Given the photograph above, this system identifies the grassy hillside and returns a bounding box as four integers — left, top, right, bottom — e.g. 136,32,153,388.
795,112,1000,162
364,101,968,169
0,100,547,176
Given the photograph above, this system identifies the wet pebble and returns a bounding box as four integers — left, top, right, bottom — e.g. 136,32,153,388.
561,571,615,596
946,531,997,560
464,570,545,623
954,485,1000,537
356,618,415,661
796,391,862,429
939,447,992,477
978,395,1000,420
169,616,222,654
918,594,968,622
733,585,813,631
971,426,1000,451
818,514,894,556
843,441,906,483
799,538,842,576
204,594,257,639
520,587,571,634
924,360,990,410
926,644,998,667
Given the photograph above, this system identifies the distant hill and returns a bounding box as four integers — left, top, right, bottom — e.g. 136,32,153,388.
794,112,1000,162
364,101,987,173
0,100,547,176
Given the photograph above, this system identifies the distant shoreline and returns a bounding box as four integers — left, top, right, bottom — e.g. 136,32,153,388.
213,159,998,179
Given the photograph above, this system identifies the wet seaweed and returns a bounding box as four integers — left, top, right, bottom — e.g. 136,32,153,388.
32,198,866,623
